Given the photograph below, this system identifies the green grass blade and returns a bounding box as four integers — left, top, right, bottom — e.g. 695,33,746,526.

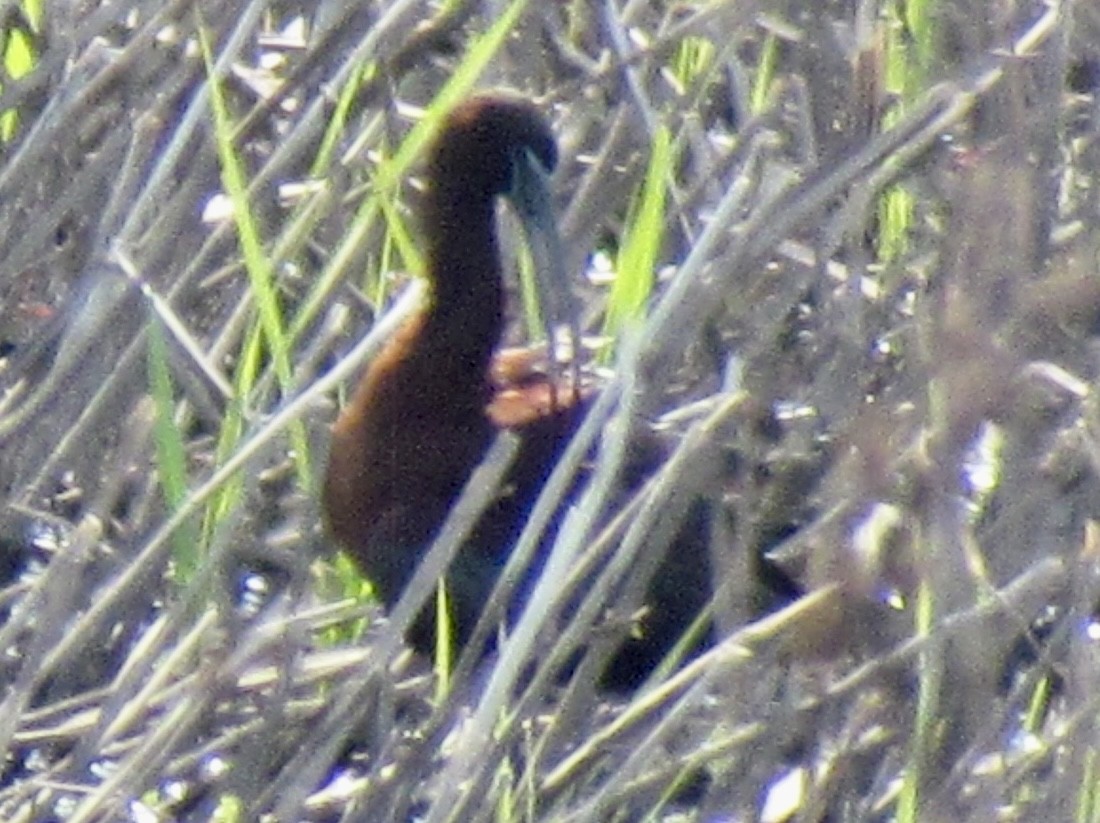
1,1,42,141
198,21,312,500
602,123,673,357
311,61,376,179
199,26,293,391
147,316,201,583
751,33,779,114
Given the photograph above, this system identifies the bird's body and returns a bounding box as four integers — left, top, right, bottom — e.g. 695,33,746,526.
324,94,582,649
323,93,711,689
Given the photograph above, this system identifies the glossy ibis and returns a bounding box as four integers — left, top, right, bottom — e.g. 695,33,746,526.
322,93,712,689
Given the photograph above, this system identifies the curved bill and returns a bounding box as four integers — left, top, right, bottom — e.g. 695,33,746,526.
507,147,580,398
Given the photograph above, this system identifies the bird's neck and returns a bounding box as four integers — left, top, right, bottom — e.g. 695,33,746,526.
423,196,504,383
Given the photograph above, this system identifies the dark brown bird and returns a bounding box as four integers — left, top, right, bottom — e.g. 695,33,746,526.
323,93,711,689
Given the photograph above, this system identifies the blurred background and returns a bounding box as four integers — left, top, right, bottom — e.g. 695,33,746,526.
0,1,1097,821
